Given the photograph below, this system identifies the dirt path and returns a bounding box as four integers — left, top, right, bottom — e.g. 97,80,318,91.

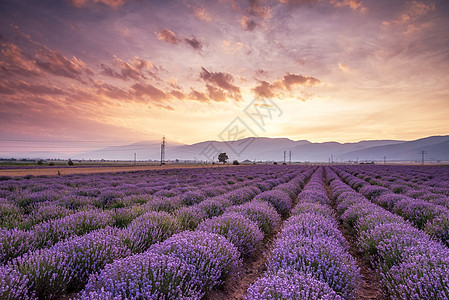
0,164,236,177
206,240,272,300
323,170,385,300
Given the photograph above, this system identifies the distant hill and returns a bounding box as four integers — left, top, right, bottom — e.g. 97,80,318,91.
1,135,448,162
74,141,165,161
342,135,449,162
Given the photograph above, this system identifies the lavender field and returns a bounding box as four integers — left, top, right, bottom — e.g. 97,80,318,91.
1,164,449,299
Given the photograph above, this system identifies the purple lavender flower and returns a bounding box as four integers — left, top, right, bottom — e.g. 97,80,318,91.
81,252,203,299
149,230,241,291
245,269,342,300
197,197,232,218
174,206,207,230
254,190,292,218
0,265,34,299
226,200,281,236
10,248,73,299
197,212,264,256
0,228,36,264
121,211,180,253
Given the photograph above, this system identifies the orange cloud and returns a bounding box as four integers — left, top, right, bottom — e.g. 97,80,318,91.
156,29,204,51
200,67,242,101
34,49,93,82
101,56,156,81
329,0,367,12
382,1,435,34
193,7,212,22
131,83,166,102
252,73,321,99
0,42,43,77
70,0,127,8
189,89,210,103
155,29,180,44
338,63,349,72
241,16,258,31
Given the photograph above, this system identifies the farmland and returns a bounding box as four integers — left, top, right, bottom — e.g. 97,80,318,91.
1,164,449,299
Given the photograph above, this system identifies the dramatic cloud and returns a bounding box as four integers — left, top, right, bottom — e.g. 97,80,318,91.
101,56,155,81
252,73,321,99
184,37,203,50
35,49,93,82
156,29,180,44
200,68,240,94
206,84,227,102
200,67,242,101
131,83,166,102
1,0,448,147
0,42,40,78
0,80,65,95
282,73,321,89
189,89,209,102
252,80,275,98
156,29,204,50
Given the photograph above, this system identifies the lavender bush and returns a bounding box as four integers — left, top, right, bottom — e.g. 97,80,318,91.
0,265,34,299
226,200,281,236
254,190,292,218
81,252,203,299
197,212,264,256
246,269,342,300
121,211,180,253
149,230,241,291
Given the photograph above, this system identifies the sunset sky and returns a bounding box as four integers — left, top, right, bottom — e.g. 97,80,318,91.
1,0,448,152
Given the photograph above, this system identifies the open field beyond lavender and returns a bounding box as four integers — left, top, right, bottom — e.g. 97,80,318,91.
1,164,449,299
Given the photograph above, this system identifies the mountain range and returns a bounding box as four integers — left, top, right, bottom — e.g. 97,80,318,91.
2,135,448,162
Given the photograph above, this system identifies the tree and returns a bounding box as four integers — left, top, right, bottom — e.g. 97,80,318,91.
37,160,43,165
218,153,228,164
232,160,239,165
67,159,74,166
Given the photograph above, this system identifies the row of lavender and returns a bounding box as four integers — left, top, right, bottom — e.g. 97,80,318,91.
75,167,312,299
246,167,360,299
0,166,299,264
0,166,285,230
335,166,449,246
327,167,449,299
1,166,313,299
341,165,449,202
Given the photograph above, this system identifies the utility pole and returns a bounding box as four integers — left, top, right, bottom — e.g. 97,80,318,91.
134,153,136,166
283,151,286,164
331,155,333,164
421,150,426,165
384,156,386,165
160,136,166,165
289,151,291,164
